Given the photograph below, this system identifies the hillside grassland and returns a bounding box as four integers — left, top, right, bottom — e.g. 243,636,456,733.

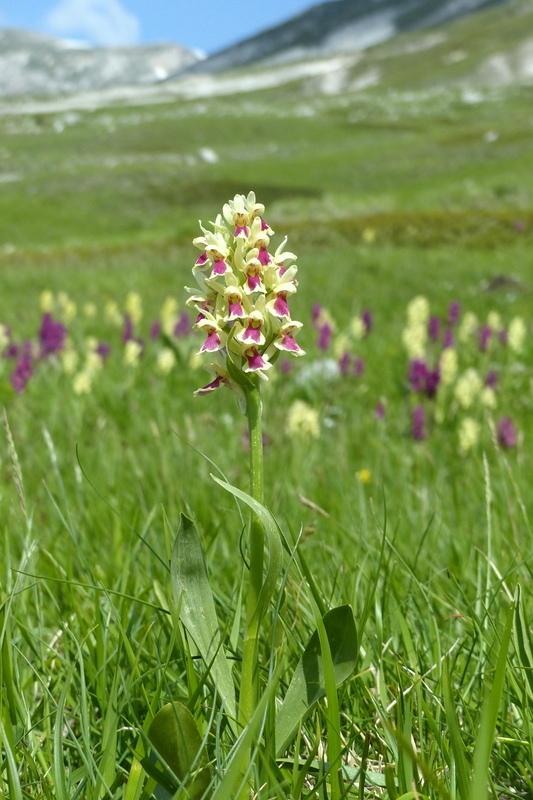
1,52,533,800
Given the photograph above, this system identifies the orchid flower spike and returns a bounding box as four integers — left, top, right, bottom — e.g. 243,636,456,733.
187,192,305,403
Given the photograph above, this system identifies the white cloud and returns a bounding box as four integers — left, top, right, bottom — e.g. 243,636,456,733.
45,0,140,46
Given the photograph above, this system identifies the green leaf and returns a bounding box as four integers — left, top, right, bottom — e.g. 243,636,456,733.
171,514,236,722
148,702,212,799
211,475,283,628
275,604,358,756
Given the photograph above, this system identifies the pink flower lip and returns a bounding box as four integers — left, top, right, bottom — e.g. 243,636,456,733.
243,324,262,344
212,259,229,276
247,273,262,291
228,301,244,319
280,334,302,353
201,330,221,352
258,249,272,266
195,253,209,267
273,293,290,317
245,348,267,371
196,376,224,395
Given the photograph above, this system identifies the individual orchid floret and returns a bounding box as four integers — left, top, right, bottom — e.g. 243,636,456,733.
272,238,297,276
194,360,232,396
249,230,272,267
242,345,272,379
193,229,231,277
223,195,250,238
266,281,297,319
236,307,267,347
186,291,216,324
223,284,248,322
195,315,226,354
274,321,305,356
265,263,298,293
243,258,265,295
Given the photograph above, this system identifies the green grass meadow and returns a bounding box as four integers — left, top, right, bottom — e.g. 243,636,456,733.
1,43,533,799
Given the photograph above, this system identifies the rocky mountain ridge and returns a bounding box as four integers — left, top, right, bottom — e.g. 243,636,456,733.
183,0,517,73
0,28,200,96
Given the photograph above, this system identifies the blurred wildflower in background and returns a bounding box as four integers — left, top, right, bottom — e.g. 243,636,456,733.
497,416,517,448
286,399,320,439
356,468,372,484
458,416,480,453
508,316,526,353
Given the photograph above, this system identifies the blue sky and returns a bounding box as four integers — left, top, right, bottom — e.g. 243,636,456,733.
0,0,324,54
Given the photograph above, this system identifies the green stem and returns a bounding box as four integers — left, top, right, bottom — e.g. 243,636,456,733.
239,378,265,727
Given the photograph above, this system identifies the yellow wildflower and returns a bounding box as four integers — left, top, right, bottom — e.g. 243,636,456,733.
40,290,54,313
157,348,177,375
458,417,481,453
407,296,430,326
124,340,143,367
440,348,458,386
454,368,482,409
286,400,320,439
508,316,526,353
356,468,372,484
73,370,93,395
125,291,143,325
458,311,478,342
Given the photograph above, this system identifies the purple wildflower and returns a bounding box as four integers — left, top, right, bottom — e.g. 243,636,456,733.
317,323,332,351
497,417,517,448
362,310,373,335
443,328,455,349
10,354,33,394
174,311,191,338
150,320,162,339
96,342,111,361
339,351,351,375
354,357,365,377
280,358,293,374
499,328,508,346
412,405,426,441
479,325,492,352
312,304,323,326
5,343,19,359
448,301,461,326
485,371,498,389
424,366,441,399
123,314,134,343
375,401,386,420
408,359,428,393
39,313,66,357
428,315,441,342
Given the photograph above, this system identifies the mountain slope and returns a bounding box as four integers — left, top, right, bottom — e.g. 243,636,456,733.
182,0,518,73
0,29,200,96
